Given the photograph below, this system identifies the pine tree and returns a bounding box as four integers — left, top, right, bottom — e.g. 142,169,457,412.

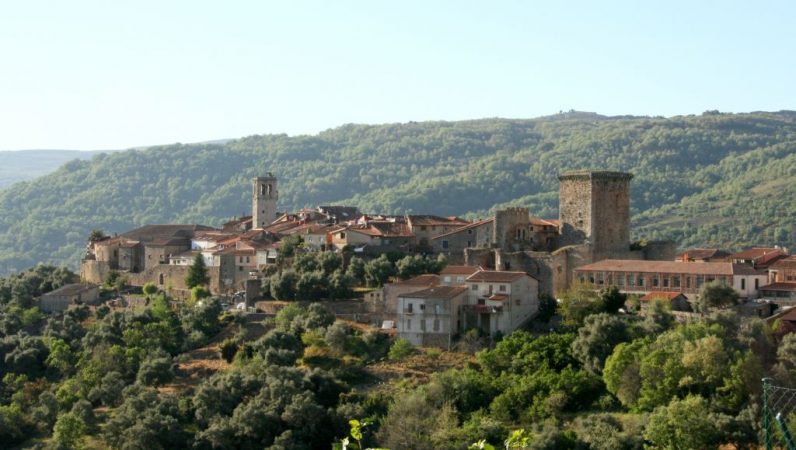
186,254,209,288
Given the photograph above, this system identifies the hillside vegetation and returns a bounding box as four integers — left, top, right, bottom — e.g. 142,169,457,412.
1,111,796,273
0,150,115,189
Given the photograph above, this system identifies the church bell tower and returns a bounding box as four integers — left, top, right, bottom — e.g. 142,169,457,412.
252,174,278,229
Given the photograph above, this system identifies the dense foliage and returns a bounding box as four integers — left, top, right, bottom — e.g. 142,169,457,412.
1,111,796,273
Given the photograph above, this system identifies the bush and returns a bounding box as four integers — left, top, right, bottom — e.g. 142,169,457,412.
219,338,239,363
388,338,415,360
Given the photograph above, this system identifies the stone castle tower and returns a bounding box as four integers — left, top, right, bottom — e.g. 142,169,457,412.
558,170,633,259
252,174,278,229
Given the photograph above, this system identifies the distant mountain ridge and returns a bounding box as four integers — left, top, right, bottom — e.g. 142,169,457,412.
0,111,795,273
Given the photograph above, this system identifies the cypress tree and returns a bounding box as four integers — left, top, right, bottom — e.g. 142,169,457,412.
186,254,209,288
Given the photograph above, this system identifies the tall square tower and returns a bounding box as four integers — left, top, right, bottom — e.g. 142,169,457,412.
558,170,633,259
252,174,278,229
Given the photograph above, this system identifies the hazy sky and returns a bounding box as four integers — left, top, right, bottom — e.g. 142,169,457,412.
1,1,794,150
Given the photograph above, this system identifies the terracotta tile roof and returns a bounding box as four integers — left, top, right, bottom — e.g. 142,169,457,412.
432,218,495,240
488,293,509,301
440,265,482,276
467,271,533,282
677,248,730,261
399,286,467,300
576,259,764,276
121,224,215,242
767,306,796,323
407,215,470,227
223,216,252,226
41,283,97,297
529,217,560,228
771,256,796,271
640,292,687,301
759,282,796,292
730,247,785,260
393,274,440,287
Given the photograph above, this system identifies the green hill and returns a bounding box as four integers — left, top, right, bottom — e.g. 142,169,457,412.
1,110,795,273
0,150,116,189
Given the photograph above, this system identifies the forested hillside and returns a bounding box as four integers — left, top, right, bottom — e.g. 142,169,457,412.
1,110,796,273
0,150,115,189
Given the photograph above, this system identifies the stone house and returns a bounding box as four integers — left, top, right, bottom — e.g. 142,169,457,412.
406,215,470,248
639,291,692,312
431,218,494,259
463,271,539,336
676,248,730,262
730,247,788,270
439,265,482,285
368,274,440,325
39,284,100,313
396,286,467,348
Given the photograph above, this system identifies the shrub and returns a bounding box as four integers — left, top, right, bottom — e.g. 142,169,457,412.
388,338,415,360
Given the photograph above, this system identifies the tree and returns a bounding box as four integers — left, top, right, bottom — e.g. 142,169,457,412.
598,285,627,313
558,280,601,327
698,280,740,311
365,255,395,287
388,338,415,360
88,229,105,242
346,256,366,285
572,313,636,375
643,395,723,449
773,333,796,387
52,411,87,450
186,253,209,288
142,282,159,297
191,285,211,304
271,270,298,301
536,294,557,323
137,352,175,386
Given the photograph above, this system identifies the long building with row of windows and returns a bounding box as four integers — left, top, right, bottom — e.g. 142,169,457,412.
574,259,767,299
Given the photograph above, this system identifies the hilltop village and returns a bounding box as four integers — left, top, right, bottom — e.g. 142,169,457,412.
76,170,796,345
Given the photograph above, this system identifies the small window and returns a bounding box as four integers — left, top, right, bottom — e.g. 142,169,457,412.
741,278,746,290
515,298,520,306
443,276,451,282
673,276,681,288
471,284,478,291
340,232,346,239
499,285,506,292
638,276,645,287
407,303,413,313
420,304,425,310
406,319,411,330
467,229,473,235
442,240,449,249
433,319,440,331
755,278,760,289
420,320,426,331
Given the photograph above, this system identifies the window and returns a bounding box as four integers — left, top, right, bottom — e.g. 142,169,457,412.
741,278,746,290
638,276,644,287
499,285,506,292
673,276,681,288
467,229,473,235
596,272,604,285
686,276,691,288
755,278,760,289
652,275,659,287
433,319,440,331
340,232,346,239
239,266,243,272
663,277,669,288
407,303,413,313
627,274,635,287
515,298,521,306
471,284,478,291
696,276,705,288
420,304,425,311
442,240,449,249
467,241,472,247
420,320,426,331
617,275,624,286
406,319,411,330
421,226,427,231
443,276,451,283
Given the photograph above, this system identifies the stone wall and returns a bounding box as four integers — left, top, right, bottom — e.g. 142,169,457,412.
494,207,530,251
558,171,633,260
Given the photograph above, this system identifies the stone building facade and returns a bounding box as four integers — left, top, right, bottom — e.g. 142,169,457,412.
558,170,633,261
252,174,278,229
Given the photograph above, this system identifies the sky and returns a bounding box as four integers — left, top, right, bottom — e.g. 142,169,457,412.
0,0,794,150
